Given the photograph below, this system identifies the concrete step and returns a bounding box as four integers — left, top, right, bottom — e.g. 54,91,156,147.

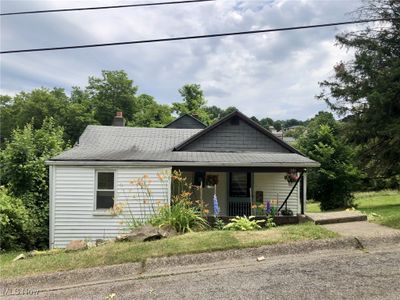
306,211,368,225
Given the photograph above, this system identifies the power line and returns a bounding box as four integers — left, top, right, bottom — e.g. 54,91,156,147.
0,17,394,55
0,0,214,16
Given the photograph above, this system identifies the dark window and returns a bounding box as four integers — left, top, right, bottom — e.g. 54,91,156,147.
194,172,205,186
96,172,114,209
229,172,251,197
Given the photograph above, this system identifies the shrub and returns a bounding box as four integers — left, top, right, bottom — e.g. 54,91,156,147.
223,216,265,231
150,202,208,233
213,218,225,230
1,118,65,249
0,189,35,250
265,217,276,229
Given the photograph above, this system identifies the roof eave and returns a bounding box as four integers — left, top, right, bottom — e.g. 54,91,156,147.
45,159,320,168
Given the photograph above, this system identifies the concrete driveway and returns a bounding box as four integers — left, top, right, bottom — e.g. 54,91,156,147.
322,221,399,237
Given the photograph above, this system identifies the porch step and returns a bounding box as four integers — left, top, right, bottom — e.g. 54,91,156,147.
306,211,367,225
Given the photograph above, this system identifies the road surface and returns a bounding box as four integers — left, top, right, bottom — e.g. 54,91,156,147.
2,243,400,299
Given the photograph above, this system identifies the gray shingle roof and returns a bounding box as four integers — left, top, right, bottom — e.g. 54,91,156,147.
50,125,319,167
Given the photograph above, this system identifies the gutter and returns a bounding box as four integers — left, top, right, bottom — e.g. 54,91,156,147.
45,160,320,168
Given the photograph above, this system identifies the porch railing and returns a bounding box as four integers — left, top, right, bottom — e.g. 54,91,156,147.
228,201,251,216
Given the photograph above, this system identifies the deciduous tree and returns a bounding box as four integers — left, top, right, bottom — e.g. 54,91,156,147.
86,70,138,125
172,84,211,124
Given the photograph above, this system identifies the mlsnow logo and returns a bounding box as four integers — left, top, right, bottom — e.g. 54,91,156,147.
1,287,40,296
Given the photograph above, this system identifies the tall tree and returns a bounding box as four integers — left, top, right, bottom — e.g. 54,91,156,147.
203,105,224,122
0,88,97,144
131,94,173,127
318,0,400,176
0,88,68,140
172,84,211,124
259,117,274,130
297,112,361,210
86,70,138,125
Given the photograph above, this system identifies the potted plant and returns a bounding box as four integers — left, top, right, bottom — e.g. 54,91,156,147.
284,170,298,186
280,208,294,216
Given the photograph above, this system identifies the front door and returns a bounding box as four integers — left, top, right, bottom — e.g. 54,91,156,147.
228,172,251,216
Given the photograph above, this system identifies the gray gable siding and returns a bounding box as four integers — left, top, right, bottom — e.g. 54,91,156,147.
181,119,290,153
165,115,206,129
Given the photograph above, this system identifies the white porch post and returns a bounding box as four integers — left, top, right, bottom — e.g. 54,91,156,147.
302,171,307,214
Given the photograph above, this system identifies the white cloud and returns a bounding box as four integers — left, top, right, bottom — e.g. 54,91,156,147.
1,0,363,119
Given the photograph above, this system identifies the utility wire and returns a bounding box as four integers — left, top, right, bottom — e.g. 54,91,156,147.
0,0,214,16
0,17,395,54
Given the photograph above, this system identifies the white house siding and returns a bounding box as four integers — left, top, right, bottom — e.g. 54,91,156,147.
51,166,171,248
253,173,299,214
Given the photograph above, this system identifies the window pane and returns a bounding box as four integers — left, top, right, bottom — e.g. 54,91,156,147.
98,172,114,189
230,173,250,197
96,191,114,209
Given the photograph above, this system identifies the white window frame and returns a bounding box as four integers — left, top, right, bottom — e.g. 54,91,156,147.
94,170,116,211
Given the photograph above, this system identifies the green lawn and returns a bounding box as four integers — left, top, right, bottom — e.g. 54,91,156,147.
0,222,336,278
306,190,400,229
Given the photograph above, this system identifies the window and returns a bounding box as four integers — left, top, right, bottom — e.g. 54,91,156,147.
194,171,205,186
96,171,114,209
229,172,251,197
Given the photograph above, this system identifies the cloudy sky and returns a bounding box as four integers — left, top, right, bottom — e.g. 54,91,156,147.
1,0,364,120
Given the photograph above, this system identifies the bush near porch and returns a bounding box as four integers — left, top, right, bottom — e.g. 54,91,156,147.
0,222,337,279
307,190,400,229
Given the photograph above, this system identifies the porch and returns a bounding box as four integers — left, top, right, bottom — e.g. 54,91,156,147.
172,167,307,218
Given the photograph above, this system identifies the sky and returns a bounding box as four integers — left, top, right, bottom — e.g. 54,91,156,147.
1,0,364,120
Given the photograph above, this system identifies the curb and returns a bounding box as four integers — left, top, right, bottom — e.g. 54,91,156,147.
1,234,399,292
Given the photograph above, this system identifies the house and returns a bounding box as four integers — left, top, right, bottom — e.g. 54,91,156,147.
47,110,319,248
164,113,206,129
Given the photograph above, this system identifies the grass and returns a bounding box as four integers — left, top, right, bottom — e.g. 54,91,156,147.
0,222,337,279
306,190,400,229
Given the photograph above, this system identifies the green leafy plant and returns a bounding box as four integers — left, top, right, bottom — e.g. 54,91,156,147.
269,206,278,217
149,170,209,233
223,216,265,231
265,216,276,229
1,118,66,249
0,188,35,250
213,218,225,230
150,202,208,233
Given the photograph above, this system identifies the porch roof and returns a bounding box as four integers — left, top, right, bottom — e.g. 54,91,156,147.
48,124,319,167
48,151,318,167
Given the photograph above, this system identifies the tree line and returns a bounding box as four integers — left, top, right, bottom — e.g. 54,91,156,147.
0,71,306,146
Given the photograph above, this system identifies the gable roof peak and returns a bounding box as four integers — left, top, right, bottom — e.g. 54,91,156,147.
174,109,303,155
164,113,207,129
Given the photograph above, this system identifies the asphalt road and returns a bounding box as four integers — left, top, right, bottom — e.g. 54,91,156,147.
3,244,400,300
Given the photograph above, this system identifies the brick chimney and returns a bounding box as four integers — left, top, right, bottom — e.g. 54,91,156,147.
112,111,125,126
